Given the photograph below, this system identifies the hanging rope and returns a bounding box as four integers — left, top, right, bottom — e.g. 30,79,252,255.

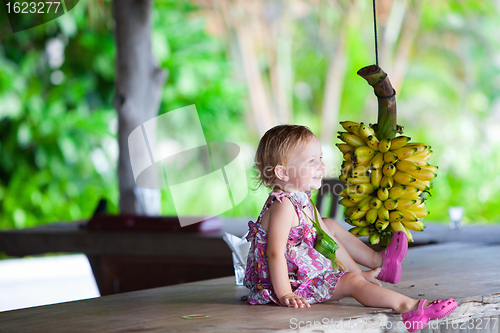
372,0,379,66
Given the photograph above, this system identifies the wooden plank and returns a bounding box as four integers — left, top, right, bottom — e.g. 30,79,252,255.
0,243,499,332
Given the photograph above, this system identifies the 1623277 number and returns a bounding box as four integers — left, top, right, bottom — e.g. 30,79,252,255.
5,2,61,14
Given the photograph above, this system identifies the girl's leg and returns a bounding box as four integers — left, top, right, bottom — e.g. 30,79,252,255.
323,218,382,269
331,272,419,314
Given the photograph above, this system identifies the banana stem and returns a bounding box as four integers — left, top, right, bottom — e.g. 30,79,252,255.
357,65,398,140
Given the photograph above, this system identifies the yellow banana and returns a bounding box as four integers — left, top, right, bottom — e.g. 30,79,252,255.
347,176,371,185
353,153,376,166
421,164,438,173
369,197,383,209
384,151,398,164
356,183,375,195
390,136,411,150
412,149,432,161
396,160,421,173
404,155,428,167
349,194,371,203
358,226,371,237
389,210,404,223
340,121,360,133
375,219,390,231
384,198,398,210
339,174,348,183
344,152,352,162
400,209,418,222
392,147,417,160
393,171,416,185
370,152,384,169
377,187,389,201
402,221,425,231
410,207,429,219
349,226,363,236
369,233,381,245
345,206,356,217
399,186,421,198
389,186,406,200
383,163,397,176
390,221,406,233
357,196,373,211
341,161,355,173
339,197,358,208
365,208,379,224
371,167,383,190
405,143,430,154
403,225,414,242
366,135,379,151
358,123,374,141
338,132,365,147
411,179,431,191
407,168,436,181
353,165,370,177
380,175,394,189
336,143,355,155
377,206,390,221
396,199,418,210
378,138,391,153
350,218,369,227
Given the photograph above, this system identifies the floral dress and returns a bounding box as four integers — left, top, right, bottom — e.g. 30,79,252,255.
243,191,347,305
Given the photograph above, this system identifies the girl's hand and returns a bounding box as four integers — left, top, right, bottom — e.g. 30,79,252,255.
280,292,311,308
360,267,382,286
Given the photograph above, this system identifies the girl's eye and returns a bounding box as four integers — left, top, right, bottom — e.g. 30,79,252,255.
309,159,314,163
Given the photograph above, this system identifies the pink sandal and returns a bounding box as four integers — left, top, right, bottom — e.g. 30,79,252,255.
402,298,457,332
377,231,408,284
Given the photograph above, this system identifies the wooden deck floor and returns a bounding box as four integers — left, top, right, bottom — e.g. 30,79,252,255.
0,242,499,332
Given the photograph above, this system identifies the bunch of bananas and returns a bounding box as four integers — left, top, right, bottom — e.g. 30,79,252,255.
336,121,437,245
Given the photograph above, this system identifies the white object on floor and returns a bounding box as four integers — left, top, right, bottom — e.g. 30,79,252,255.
0,254,100,312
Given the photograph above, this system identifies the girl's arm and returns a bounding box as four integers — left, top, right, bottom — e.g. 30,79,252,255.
267,199,310,308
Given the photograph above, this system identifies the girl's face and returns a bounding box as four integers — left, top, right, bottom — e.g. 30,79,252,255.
278,135,325,192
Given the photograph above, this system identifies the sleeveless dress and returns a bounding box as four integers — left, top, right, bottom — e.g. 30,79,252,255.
243,191,347,305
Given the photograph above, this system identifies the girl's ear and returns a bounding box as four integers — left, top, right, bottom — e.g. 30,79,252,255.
274,165,289,181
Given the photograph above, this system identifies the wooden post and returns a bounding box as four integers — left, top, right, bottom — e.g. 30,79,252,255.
113,0,167,214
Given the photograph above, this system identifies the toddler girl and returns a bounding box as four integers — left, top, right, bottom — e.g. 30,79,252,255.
244,124,456,332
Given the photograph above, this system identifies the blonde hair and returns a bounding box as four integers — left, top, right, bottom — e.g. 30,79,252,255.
254,125,314,189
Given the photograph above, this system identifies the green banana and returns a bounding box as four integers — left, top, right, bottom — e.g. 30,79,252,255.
358,226,371,237
369,233,381,245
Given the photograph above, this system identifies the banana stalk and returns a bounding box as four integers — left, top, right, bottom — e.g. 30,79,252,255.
357,65,400,140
